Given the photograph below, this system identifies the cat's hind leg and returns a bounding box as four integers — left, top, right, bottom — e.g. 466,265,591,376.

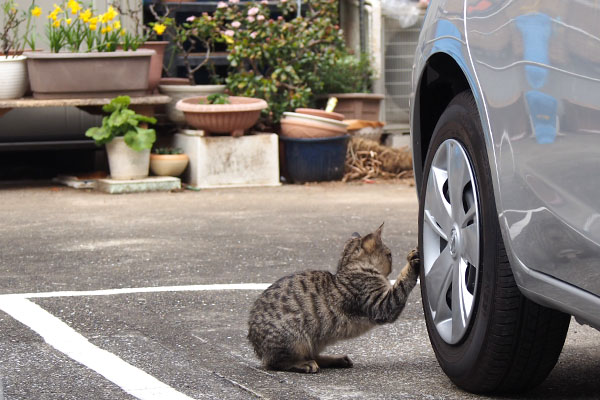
316,354,353,369
263,342,320,373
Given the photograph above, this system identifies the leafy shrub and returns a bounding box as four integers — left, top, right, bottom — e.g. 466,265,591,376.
214,0,349,128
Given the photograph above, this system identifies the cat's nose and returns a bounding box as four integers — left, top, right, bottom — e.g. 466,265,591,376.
352,232,361,238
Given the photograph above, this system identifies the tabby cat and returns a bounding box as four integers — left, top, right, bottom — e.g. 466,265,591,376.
247,224,420,373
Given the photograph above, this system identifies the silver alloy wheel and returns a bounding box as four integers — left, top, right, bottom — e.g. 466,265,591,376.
423,139,480,345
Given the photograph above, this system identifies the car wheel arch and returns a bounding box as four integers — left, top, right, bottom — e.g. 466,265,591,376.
413,52,477,194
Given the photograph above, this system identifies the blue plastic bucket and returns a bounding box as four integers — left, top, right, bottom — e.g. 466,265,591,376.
280,135,350,183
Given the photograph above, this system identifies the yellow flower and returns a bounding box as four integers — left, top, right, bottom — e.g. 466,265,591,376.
113,20,121,30
105,25,112,32
101,26,107,34
89,23,97,31
67,0,81,15
80,8,91,22
31,6,42,17
104,6,118,21
120,28,126,36
66,18,72,25
153,23,166,35
53,18,61,28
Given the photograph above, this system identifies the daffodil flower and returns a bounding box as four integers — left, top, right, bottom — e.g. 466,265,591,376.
113,20,121,30
153,23,167,35
89,23,97,31
31,6,42,17
105,6,118,21
52,18,61,28
80,8,91,22
67,0,81,15
120,28,126,36
66,18,72,25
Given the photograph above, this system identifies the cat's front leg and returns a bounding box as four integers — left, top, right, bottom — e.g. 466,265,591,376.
316,354,354,369
289,360,320,373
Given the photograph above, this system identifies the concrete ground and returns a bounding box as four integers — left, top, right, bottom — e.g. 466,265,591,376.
0,181,598,400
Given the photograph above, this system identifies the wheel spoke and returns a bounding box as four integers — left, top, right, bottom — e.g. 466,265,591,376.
424,167,452,238
461,223,479,267
447,142,471,222
451,261,470,342
426,246,453,318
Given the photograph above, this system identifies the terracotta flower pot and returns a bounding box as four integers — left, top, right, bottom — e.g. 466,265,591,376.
175,96,268,136
158,84,226,124
295,108,345,121
150,153,189,176
24,50,154,99
139,41,169,94
280,112,348,138
0,55,28,100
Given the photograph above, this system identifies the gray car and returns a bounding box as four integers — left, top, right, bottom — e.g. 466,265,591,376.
410,0,600,394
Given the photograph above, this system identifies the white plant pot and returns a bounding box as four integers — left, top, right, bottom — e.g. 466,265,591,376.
0,55,28,100
105,137,150,180
158,84,225,124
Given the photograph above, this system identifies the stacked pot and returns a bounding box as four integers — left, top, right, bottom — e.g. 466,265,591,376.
0,55,28,100
279,108,350,183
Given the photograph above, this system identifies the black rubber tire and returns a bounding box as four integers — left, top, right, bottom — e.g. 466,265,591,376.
418,91,571,394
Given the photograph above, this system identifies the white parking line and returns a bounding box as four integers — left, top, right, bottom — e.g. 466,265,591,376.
0,283,270,400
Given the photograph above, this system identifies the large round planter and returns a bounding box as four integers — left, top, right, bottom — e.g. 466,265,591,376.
24,50,155,99
175,96,268,136
0,56,28,100
280,112,348,138
280,135,350,183
150,153,189,176
158,84,225,124
139,41,168,94
105,137,150,180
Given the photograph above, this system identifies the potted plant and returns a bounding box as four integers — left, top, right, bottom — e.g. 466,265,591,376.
214,0,348,131
316,52,383,121
115,1,172,93
157,10,226,124
0,0,36,99
23,2,154,99
150,147,189,177
176,93,267,136
85,95,157,180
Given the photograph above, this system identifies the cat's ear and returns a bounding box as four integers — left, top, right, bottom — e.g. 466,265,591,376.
361,233,378,253
375,223,384,239
352,232,361,239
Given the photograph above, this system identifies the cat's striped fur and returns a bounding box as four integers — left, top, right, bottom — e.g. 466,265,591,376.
247,224,420,373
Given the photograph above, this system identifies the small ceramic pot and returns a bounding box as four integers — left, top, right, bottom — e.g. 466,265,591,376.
150,153,189,176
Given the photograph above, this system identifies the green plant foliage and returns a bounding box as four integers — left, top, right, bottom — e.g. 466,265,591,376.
206,93,230,104
317,52,374,94
85,95,157,152
152,147,184,155
214,0,356,128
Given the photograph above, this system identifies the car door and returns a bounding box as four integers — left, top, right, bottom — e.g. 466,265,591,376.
465,0,600,296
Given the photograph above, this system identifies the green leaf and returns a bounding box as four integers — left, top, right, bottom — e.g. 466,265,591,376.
124,127,156,151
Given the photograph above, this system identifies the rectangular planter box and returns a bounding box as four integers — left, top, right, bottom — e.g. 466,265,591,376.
24,50,154,99
327,93,385,121
173,132,280,188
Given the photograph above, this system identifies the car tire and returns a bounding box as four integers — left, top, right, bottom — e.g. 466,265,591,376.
418,91,571,394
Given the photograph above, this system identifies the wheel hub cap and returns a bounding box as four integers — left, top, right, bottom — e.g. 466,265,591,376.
422,139,480,345
449,228,458,258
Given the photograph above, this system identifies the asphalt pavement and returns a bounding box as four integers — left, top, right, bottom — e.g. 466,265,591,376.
0,181,598,400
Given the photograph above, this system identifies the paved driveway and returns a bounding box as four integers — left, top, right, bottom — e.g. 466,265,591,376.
0,182,598,399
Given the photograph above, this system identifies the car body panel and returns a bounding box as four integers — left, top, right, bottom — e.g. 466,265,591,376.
412,0,600,328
